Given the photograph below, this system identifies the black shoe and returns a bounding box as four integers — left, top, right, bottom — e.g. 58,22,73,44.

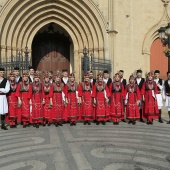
132,121,136,125
23,125,26,128
140,119,144,122
150,122,153,125
117,122,119,125
73,122,76,126
36,125,39,128
70,123,73,126
96,122,99,125
84,121,86,125
147,121,150,125
122,119,126,122
128,120,131,124
102,121,106,125
10,125,13,128
159,118,164,123
167,121,170,124
43,124,46,126
55,124,58,127
1,125,8,130
48,123,51,126
88,122,91,125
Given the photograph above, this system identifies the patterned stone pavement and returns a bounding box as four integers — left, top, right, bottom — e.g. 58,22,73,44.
0,117,170,170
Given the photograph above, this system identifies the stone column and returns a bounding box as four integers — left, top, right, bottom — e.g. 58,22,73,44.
0,45,6,62
108,0,116,77
74,49,81,82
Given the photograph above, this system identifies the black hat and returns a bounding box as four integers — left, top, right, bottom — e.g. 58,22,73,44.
0,68,5,71
14,67,20,70
62,69,68,72
103,70,109,73
119,70,124,73
28,66,34,70
136,69,142,73
154,70,160,74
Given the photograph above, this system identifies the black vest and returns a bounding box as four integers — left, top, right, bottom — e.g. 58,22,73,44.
122,79,127,88
106,78,112,87
0,78,7,88
165,80,170,94
157,79,163,92
135,78,145,90
158,79,163,85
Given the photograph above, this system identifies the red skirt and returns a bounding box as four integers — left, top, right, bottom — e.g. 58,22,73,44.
110,92,124,120
8,92,18,124
143,90,159,121
67,92,78,122
52,92,64,122
81,91,93,121
43,94,52,122
32,93,43,122
21,92,31,120
126,93,140,119
95,92,107,121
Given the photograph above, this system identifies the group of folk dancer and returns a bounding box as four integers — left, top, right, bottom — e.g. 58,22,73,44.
0,66,170,130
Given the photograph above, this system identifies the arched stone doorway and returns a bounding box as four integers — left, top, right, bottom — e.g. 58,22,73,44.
32,23,73,75
150,38,168,79
0,0,106,81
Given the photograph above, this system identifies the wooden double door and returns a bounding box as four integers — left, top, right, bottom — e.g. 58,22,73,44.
32,32,70,79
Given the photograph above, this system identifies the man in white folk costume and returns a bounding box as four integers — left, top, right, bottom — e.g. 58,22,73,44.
164,71,170,124
154,70,165,123
0,68,10,130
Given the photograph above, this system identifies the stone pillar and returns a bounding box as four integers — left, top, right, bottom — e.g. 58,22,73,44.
6,46,11,61
74,49,81,82
0,45,6,62
108,0,116,77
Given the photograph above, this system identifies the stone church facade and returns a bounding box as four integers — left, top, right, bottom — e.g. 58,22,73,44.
0,0,169,80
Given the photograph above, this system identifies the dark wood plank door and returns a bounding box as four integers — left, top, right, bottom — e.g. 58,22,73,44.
32,32,70,80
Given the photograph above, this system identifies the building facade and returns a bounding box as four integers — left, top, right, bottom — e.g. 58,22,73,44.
0,0,169,80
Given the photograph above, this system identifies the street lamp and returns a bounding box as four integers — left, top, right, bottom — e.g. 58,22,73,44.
158,23,170,70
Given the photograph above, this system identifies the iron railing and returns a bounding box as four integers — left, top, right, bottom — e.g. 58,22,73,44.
0,47,30,77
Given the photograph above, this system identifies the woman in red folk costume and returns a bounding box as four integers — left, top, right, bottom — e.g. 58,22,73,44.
65,73,79,126
42,73,52,126
143,72,159,125
16,71,32,128
109,73,125,125
78,73,93,125
125,75,141,125
32,72,43,128
50,72,65,126
92,72,110,125
7,72,18,128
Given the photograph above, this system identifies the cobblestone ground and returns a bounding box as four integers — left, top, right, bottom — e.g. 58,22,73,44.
0,111,170,170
